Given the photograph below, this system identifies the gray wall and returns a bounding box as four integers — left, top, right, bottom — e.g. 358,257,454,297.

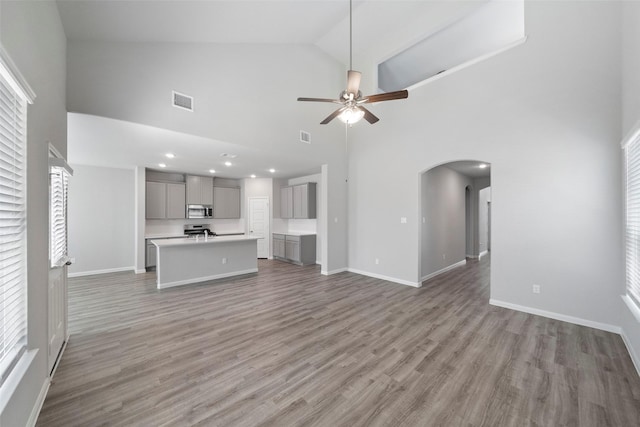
621,1,640,376
478,186,491,255
0,1,67,425
68,165,135,276
420,165,472,278
348,1,623,328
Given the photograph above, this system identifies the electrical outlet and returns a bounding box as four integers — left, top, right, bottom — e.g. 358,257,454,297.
533,284,540,294
400,217,407,224
375,258,380,265
422,217,426,223
334,217,338,223
442,253,446,260
222,257,227,264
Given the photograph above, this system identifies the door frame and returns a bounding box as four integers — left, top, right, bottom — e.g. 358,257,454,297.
248,196,271,259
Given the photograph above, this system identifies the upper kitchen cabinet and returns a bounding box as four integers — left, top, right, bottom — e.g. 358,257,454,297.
146,182,186,219
213,186,241,219
280,183,316,219
293,183,316,219
280,186,293,219
186,175,214,205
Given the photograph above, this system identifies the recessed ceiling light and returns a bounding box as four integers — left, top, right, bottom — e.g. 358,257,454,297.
220,153,237,158
159,163,167,168
209,169,216,174
224,161,232,167
479,164,488,169
165,153,175,159
269,168,276,173
250,174,256,179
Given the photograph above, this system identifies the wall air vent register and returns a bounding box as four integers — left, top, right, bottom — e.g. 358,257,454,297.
172,91,194,112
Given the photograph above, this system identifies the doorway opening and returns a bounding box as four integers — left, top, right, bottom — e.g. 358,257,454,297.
419,160,491,283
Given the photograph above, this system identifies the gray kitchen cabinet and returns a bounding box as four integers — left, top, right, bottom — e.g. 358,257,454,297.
213,187,241,219
293,183,316,219
166,182,186,219
186,175,214,205
146,181,186,219
272,233,285,258
280,186,293,219
274,233,316,265
146,182,166,219
146,240,157,268
280,183,316,219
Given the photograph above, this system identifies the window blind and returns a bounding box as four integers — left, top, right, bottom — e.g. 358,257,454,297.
625,134,640,308
0,71,27,383
50,166,69,268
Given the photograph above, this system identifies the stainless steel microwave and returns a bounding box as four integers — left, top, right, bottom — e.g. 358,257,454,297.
186,204,213,219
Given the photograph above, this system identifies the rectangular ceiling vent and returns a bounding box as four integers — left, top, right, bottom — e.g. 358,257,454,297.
300,130,311,144
172,91,194,112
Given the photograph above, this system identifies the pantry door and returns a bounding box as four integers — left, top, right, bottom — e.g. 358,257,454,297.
249,197,270,259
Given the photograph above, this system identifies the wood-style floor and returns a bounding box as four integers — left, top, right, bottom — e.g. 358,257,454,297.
37,257,640,426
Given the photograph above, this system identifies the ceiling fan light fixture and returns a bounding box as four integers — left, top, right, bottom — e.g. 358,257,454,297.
338,107,365,124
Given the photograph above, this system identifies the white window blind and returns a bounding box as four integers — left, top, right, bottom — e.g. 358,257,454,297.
625,133,640,308
50,164,70,268
0,66,27,384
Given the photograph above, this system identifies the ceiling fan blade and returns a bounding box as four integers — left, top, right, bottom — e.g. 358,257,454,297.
362,90,409,104
320,107,346,125
346,70,362,95
297,97,340,103
359,106,380,124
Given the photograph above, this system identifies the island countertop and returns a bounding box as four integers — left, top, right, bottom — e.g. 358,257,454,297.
151,235,258,247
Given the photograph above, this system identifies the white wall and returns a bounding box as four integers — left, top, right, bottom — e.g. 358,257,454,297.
621,1,640,374
348,1,623,326
420,165,472,278
68,165,135,276
0,1,67,425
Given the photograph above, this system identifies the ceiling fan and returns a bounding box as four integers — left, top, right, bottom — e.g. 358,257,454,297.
297,0,408,125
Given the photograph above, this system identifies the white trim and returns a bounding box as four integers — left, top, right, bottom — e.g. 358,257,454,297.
157,268,258,289
622,294,640,323
406,36,527,92
0,44,36,103
135,269,147,274
421,259,467,282
68,266,135,278
26,377,50,427
348,268,421,288
620,328,640,378
478,250,489,259
321,267,348,276
466,254,479,259
0,349,38,414
48,336,69,379
489,299,621,334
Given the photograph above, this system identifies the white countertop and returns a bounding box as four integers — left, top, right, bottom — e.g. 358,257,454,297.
145,232,245,239
273,231,316,236
151,235,258,247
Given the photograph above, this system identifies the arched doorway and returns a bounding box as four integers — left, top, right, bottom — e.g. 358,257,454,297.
419,160,491,282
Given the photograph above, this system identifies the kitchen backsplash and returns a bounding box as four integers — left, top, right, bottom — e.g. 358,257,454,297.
146,219,244,236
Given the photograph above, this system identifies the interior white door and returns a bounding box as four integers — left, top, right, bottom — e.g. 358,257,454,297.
249,197,270,259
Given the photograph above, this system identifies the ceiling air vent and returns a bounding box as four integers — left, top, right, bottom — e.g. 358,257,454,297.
172,91,194,112
300,130,311,144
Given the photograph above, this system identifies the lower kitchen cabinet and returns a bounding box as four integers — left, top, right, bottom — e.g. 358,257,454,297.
146,240,157,268
273,233,316,265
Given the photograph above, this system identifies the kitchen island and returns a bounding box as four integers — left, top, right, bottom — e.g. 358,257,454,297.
151,235,259,289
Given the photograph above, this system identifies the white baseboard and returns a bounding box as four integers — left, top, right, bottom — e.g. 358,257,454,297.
479,250,489,259
26,378,50,427
68,266,135,278
620,328,640,378
157,268,258,289
321,267,348,276
348,268,420,288
489,299,621,334
421,259,467,283
134,268,146,274
466,254,479,259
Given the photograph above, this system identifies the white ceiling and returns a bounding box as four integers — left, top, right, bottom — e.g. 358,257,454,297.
57,0,489,179
445,160,491,178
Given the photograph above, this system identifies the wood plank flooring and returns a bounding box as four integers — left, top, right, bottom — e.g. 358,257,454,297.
37,257,640,426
